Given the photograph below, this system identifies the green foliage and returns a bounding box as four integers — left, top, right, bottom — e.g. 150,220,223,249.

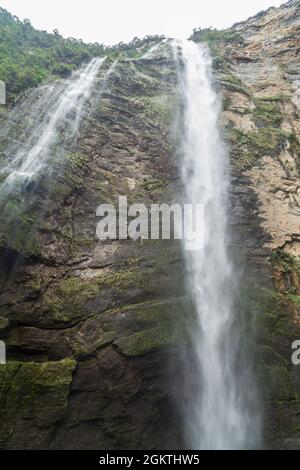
271,249,300,294
270,249,299,273
253,99,283,128
228,127,297,169
113,35,165,57
0,358,76,446
220,73,250,95
0,8,168,103
0,7,105,102
190,27,243,45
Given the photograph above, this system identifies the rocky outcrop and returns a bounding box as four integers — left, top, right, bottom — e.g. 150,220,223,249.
0,0,299,450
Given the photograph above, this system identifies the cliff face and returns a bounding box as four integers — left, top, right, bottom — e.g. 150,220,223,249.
0,53,184,449
219,0,300,448
0,0,299,450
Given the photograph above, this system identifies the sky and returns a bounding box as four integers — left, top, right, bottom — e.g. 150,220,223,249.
0,0,285,45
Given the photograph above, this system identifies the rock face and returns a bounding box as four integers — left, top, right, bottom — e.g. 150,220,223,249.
0,0,299,449
218,0,300,448
0,51,185,449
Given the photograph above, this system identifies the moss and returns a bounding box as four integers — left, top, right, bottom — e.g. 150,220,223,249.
103,297,191,356
238,284,282,336
270,249,300,294
223,95,232,111
220,73,250,95
43,277,99,323
190,27,243,45
264,400,300,444
112,60,161,97
65,152,88,168
228,128,294,169
92,169,136,206
271,249,300,274
0,359,75,399
142,178,168,198
49,151,90,203
112,35,165,58
47,275,109,322
238,283,300,402
256,345,288,368
116,297,189,327
0,200,41,256
257,363,296,401
288,295,300,307
132,93,175,128
114,324,187,356
258,94,288,103
0,152,92,257
43,266,164,324
253,99,283,128
71,331,115,358
97,268,150,290
0,359,76,446
48,293,191,359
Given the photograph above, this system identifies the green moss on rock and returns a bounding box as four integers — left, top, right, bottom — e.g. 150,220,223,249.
253,99,283,128
239,281,300,403
228,128,296,169
0,199,40,256
71,331,115,358
114,324,186,356
220,74,250,95
111,297,191,356
190,27,243,45
271,249,300,294
0,359,76,447
257,363,296,401
132,94,175,128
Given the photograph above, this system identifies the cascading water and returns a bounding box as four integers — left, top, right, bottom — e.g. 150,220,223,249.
174,40,260,449
0,57,105,192
0,57,106,260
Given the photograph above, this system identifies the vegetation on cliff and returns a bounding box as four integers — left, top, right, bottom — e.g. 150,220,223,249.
0,8,105,102
0,8,168,104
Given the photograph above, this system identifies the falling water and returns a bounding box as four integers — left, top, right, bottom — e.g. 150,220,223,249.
174,40,260,449
0,57,105,192
0,57,105,260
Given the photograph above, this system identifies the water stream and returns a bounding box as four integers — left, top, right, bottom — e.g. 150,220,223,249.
0,57,105,192
174,39,260,450
0,56,105,262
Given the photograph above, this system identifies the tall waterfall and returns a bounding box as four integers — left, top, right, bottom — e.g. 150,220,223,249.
174,40,260,450
0,57,104,193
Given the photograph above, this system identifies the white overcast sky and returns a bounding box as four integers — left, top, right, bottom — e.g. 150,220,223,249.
0,0,285,45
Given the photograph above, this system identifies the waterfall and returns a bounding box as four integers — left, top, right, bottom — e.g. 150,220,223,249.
174,40,260,449
0,56,105,260
0,57,105,192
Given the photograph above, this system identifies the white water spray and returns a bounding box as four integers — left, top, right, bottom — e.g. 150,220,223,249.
0,57,105,192
174,40,259,449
